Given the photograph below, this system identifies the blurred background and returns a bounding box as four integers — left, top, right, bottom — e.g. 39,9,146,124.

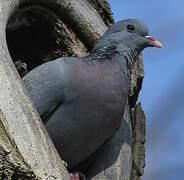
107,0,184,179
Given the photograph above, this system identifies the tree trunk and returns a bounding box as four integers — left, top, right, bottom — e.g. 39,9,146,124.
0,1,70,179
1,0,146,179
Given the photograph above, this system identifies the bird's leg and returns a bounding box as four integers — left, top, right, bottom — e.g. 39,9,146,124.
70,172,86,180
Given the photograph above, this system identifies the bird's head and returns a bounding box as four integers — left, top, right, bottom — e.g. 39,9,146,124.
96,19,163,55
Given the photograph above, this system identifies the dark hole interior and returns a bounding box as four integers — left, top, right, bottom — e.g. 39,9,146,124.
6,5,60,75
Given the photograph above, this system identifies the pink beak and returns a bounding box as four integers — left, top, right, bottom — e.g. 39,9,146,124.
145,36,163,48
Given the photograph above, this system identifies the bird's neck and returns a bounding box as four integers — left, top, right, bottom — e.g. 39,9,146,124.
122,48,139,71
90,41,140,71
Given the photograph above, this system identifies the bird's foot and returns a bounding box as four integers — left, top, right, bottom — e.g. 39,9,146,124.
70,172,86,180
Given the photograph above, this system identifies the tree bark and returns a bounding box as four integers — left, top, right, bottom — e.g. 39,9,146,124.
1,0,146,179
0,1,70,179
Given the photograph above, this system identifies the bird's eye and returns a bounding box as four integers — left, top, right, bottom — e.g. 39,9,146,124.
127,25,135,32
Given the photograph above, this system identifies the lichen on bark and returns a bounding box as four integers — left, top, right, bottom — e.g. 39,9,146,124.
0,110,38,180
131,104,146,180
129,55,146,180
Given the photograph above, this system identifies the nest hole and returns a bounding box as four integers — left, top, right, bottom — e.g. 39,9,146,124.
6,4,66,75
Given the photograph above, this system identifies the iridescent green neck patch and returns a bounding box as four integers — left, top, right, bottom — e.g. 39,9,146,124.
99,42,112,52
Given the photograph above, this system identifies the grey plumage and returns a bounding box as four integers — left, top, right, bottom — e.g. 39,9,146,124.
23,19,162,169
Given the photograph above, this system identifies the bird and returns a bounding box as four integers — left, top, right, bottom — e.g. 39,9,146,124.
23,19,162,174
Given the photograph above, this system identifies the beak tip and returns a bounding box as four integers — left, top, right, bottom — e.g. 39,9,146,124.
155,41,163,48
145,36,163,49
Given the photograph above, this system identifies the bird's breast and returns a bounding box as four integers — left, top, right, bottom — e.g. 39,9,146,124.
71,61,130,131
50,61,131,168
